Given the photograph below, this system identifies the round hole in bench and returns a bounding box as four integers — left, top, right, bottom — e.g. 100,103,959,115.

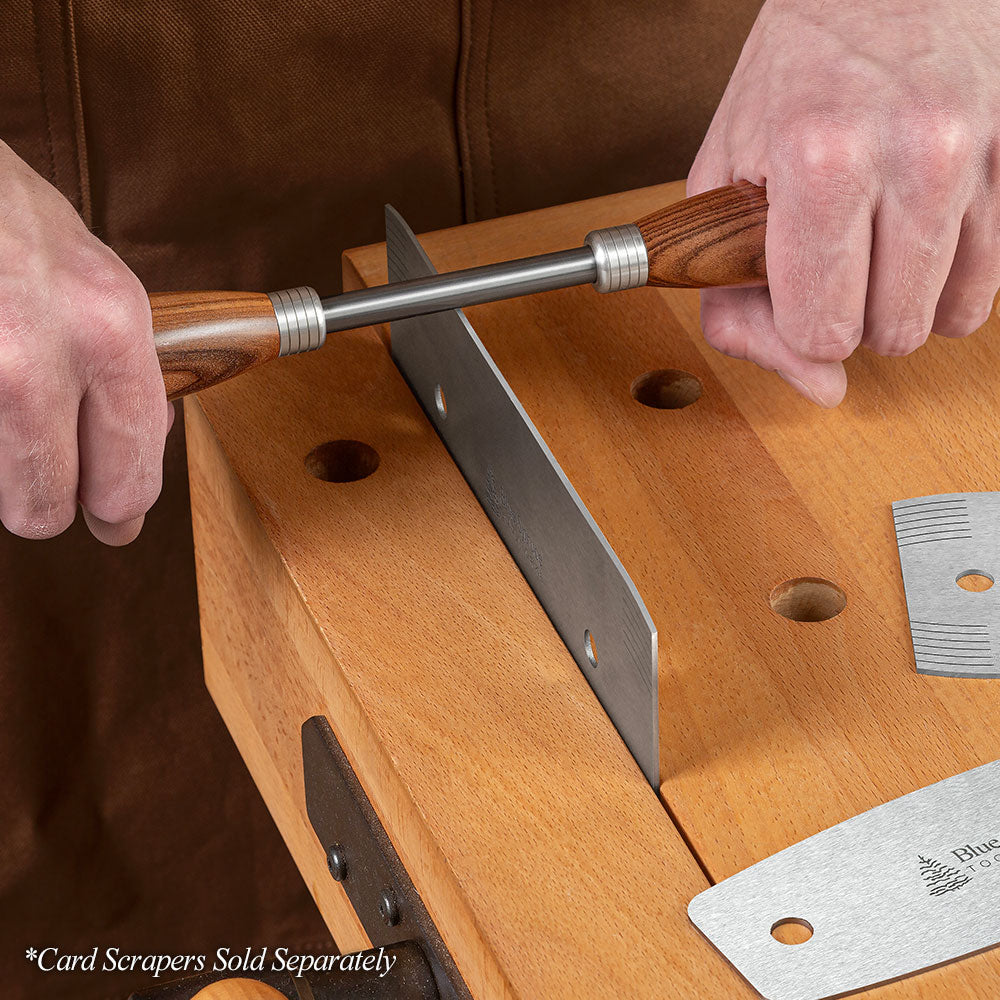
631,369,702,409
305,440,380,483
957,570,994,592
771,918,814,945
769,578,846,622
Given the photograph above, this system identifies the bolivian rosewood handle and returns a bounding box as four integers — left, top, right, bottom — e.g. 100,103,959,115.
635,181,768,288
152,291,281,400
151,286,326,400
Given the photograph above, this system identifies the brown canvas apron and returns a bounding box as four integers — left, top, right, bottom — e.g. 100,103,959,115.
0,3,760,996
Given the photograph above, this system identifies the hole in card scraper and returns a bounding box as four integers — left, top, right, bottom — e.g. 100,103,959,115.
771,918,814,945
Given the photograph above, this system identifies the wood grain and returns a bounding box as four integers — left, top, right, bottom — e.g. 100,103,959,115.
152,290,280,399
342,179,1000,996
185,315,745,999
189,179,1000,998
635,180,767,287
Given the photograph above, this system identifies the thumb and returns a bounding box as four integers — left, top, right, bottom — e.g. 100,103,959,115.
700,287,848,407
82,508,145,546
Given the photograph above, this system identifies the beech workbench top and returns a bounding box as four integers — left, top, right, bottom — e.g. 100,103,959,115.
185,179,1000,999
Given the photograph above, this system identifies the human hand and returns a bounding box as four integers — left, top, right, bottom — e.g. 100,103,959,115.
688,0,1000,406
0,141,171,544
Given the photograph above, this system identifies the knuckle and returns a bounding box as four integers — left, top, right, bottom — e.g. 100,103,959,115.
795,320,863,362
987,138,1000,187
98,289,150,351
961,302,993,334
0,344,39,409
0,288,34,341
83,467,162,525
77,263,151,371
936,302,994,338
784,121,870,190
977,300,996,328
871,319,930,357
7,504,76,540
105,499,148,525
907,115,974,177
103,280,150,337
5,496,76,540
5,515,48,540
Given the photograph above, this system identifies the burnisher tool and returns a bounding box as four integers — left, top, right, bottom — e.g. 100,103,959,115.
151,181,768,399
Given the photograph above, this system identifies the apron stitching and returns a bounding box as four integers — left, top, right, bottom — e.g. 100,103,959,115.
60,0,93,227
455,0,475,223
29,0,59,189
481,0,500,217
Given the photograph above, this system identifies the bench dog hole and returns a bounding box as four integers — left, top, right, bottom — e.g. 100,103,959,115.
769,577,846,623
957,570,994,592
631,369,702,409
771,918,814,945
305,440,380,483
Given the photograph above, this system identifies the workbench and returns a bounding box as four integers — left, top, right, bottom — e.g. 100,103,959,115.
183,179,1000,998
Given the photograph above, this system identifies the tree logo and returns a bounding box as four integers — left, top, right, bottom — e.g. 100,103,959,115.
918,855,972,896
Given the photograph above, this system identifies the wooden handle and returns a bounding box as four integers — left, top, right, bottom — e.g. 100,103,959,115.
152,290,281,400
191,983,286,1000
635,181,768,288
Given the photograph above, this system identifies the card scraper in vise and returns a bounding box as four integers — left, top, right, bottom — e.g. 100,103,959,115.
384,206,660,787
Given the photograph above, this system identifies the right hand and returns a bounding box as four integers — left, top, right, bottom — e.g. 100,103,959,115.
0,140,171,545
688,0,1000,408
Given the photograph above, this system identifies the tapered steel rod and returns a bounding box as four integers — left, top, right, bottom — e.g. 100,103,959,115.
321,247,598,333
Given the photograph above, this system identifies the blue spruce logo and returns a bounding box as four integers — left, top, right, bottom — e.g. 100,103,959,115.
918,855,971,896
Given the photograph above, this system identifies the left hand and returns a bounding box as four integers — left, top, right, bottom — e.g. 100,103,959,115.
689,0,1000,406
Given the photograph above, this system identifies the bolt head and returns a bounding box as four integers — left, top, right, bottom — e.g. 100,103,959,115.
378,888,400,926
326,844,348,882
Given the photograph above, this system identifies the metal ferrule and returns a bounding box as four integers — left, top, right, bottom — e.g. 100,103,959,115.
584,224,649,294
268,286,327,357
